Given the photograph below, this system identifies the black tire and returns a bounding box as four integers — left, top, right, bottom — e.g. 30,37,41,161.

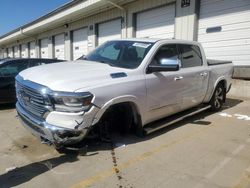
134,114,144,137
209,83,226,111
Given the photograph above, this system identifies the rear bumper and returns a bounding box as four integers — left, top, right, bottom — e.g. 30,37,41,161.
16,102,88,147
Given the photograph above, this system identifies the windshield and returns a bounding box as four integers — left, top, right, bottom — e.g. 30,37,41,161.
82,40,154,69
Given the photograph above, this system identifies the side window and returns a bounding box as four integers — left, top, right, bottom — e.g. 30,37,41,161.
0,60,28,77
179,44,202,68
151,44,178,65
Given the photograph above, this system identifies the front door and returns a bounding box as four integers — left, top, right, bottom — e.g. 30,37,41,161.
145,44,183,124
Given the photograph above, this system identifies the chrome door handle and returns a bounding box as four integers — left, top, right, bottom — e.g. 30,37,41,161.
174,76,183,81
200,72,208,77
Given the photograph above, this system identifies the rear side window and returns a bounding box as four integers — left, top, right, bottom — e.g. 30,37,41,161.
179,44,202,68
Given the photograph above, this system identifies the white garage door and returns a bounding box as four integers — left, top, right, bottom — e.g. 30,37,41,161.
0,49,3,58
98,19,122,45
40,38,49,58
21,44,28,58
136,5,175,39
73,28,88,60
8,48,13,58
14,46,20,58
29,41,36,58
4,50,8,58
54,34,65,60
198,0,250,66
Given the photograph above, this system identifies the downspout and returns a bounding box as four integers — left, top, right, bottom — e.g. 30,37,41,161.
104,0,127,38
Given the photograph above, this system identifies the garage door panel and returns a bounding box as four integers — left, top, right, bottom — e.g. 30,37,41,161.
207,55,250,62
202,39,250,48
201,0,224,6
137,11,174,25
137,26,174,38
136,5,175,39
40,38,49,58
137,6,174,20
199,21,250,35
200,0,250,17
144,32,175,39
137,19,174,30
0,50,3,58
205,48,250,57
199,28,250,43
201,44,250,52
21,44,28,58
54,34,65,60
98,19,121,45
14,46,19,58
199,11,250,29
198,0,250,65
73,28,88,60
8,48,13,58
29,42,36,58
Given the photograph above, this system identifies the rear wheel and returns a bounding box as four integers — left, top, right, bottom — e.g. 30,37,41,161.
210,84,225,111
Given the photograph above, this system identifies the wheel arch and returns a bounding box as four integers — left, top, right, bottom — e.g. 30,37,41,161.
208,77,227,103
92,96,142,126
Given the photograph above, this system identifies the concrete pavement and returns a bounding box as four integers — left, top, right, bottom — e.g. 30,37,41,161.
0,81,249,188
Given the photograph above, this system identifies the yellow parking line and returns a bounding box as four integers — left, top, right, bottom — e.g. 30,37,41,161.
71,126,210,188
233,174,250,188
233,166,250,188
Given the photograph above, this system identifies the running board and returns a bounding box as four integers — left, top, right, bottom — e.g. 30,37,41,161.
144,105,211,135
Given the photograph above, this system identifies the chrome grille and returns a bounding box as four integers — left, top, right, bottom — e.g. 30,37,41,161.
16,81,51,119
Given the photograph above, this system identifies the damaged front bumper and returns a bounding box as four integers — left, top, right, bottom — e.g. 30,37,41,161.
16,102,89,147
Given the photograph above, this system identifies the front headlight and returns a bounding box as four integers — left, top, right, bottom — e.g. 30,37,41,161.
52,92,93,113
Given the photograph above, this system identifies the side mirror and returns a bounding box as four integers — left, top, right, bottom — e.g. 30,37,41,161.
147,58,180,74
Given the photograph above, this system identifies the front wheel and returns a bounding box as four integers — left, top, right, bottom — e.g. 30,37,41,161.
209,84,226,111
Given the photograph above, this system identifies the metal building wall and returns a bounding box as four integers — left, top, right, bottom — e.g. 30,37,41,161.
0,0,200,61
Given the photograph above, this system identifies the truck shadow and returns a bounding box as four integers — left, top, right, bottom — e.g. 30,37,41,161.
0,154,78,188
85,97,243,152
0,98,242,187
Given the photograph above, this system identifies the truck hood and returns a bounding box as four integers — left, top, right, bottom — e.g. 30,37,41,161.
19,60,129,92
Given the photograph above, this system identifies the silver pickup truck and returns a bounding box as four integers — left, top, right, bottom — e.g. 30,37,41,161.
15,39,233,151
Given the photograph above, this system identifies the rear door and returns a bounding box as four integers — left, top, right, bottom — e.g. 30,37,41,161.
177,44,209,110
0,60,29,103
